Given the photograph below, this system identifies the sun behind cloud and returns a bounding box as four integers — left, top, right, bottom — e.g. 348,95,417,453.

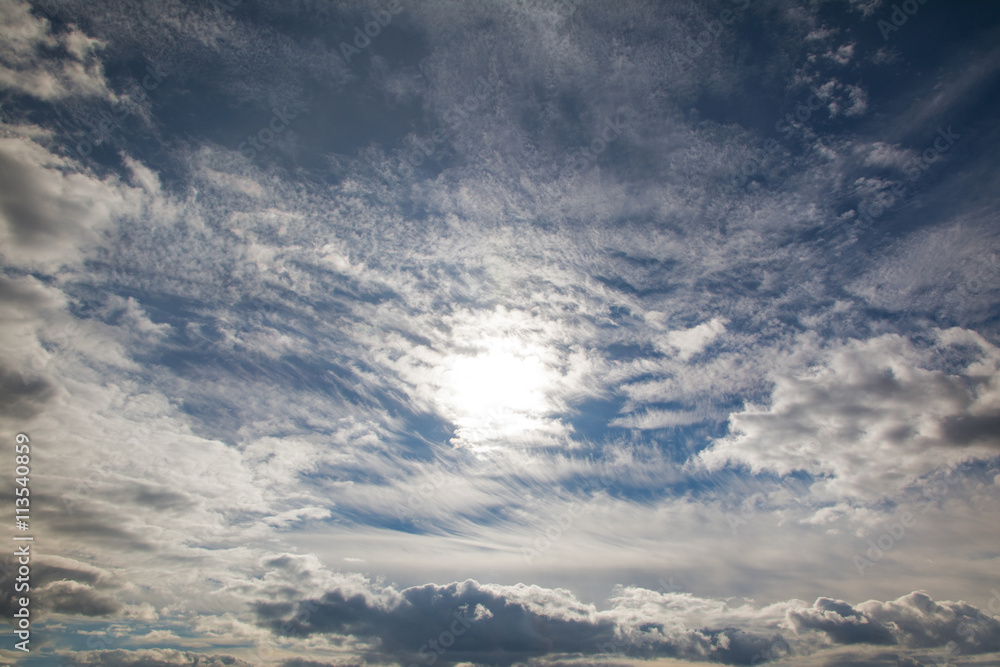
440,335,562,448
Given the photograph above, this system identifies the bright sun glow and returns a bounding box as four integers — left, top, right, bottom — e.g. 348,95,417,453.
440,337,559,446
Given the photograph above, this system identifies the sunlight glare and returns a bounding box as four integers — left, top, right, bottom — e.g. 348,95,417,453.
441,337,557,446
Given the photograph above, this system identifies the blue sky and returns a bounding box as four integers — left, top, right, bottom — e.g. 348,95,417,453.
1,0,1000,665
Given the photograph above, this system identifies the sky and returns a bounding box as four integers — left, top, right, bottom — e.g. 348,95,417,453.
1,0,999,665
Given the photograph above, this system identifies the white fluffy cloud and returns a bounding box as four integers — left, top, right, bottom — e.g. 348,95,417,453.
0,0,112,100
659,317,728,361
0,131,141,271
699,329,1000,500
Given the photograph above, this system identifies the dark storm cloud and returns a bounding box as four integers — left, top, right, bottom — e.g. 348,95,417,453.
131,485,197,511
939,411,1000,447
37,581,123,617
807,652,923,667
789,593,1000,654
865,593,1000,653
0,556,21,625
33,558,107,588
253,578,793,666
0,274,58,307
253,581,1000,666
5,555,126,620
41,505,160,552
254,580,618,666
0,365,53,417
65,649,252,666
788,597,896,645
